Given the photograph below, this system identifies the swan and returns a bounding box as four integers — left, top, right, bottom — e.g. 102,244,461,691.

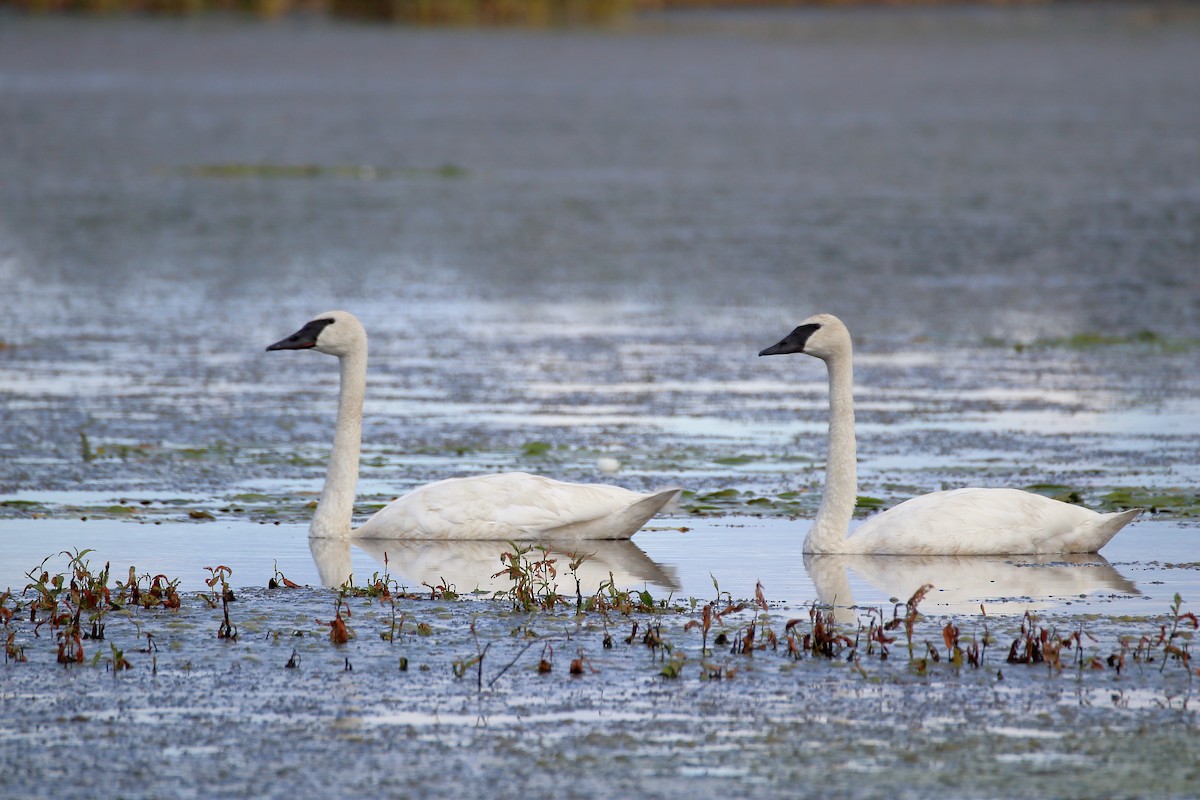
759,313,1141,555
267,310,679,540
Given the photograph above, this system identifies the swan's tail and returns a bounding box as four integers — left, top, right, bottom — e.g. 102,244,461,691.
1076,507,1143,552
633,487,682,522
545,488,681,540
604,487,681,539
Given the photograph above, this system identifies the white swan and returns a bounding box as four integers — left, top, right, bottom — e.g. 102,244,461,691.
759,313,1141,555
267,310,679,540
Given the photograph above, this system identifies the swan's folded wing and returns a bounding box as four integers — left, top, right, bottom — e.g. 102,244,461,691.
850,488,1114,555
356,472,664,540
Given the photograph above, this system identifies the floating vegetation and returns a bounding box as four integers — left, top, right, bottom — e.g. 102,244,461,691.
712,455,759,466
519,441,553,458
1024,483,1085,504
677,488,887,518
5,480,1193,526
1101,488,1200,517
674,484,1200,520
1004,329,1200,353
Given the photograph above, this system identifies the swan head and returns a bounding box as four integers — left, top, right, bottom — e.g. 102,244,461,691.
266,310,366,358
758,313,851,362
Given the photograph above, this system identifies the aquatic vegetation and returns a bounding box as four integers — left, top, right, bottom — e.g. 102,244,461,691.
679,488,806,517
451,620,490,684
520,440,553,458
492,542,572,612
0,500,48,517
584,573,660,616
684,602,717,655
336,561,414,602
5,545,1199,701
1159,593,1197,676
115,567,182,611
318,595,354,645
202,565,237,640
728,582,778,656
676,488,888,518
423,578,458,601
269,563,303,590
1018,485,1199,516
1010,330,1200,353
570,648,597,676
1101,488,1200,517
12,551,185,667
712,455,759,466
4,630,27,663
106,642,132,673
1024,483,1085,504
22,549,115,663
0,590,15,625
658,648,686,679
2,589,26,663
379,601,405,643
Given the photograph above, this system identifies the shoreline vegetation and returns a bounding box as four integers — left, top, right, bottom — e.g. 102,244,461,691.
0,0,1165,26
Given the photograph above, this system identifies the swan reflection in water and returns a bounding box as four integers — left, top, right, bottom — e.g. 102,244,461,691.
803,553,1139,623
309,536,680,596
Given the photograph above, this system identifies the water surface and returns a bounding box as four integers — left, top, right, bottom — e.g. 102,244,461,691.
2,6,1199,799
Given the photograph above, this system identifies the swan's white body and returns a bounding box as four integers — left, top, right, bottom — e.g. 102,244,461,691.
354,472,678,541
760,314,1141,555
268,311,678,540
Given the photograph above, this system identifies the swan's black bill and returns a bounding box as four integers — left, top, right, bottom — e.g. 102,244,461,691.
758,323,820,357
266,318,335,351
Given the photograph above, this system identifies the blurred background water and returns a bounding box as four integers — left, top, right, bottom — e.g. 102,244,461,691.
2,10,1200,799
1,4,1197,508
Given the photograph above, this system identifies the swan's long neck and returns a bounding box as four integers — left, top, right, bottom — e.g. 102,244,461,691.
311,348,366,538
806,350,857,553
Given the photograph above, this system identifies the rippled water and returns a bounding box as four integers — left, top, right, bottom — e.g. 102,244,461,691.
1,5,1199,798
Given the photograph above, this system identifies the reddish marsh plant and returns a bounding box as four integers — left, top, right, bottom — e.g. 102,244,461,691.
318,593,354,645
785,604,854,660
731,582,778,656
269,562,302,590
202,565,237,640
1160,593,1198,676
493,543,569,612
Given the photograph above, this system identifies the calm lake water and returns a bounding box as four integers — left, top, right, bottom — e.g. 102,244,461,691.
1,5,1199,798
